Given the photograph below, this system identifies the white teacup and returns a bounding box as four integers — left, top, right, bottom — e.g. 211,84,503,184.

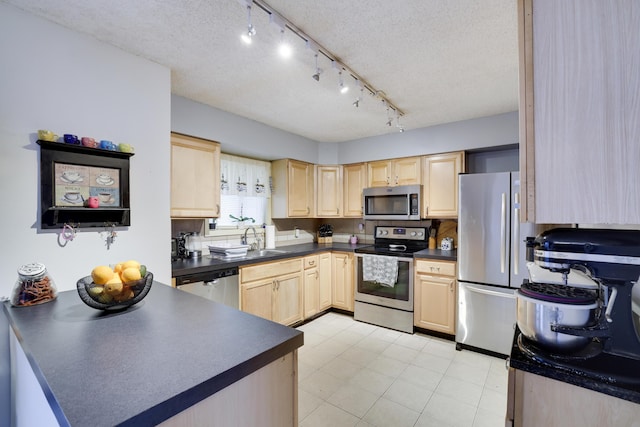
64,192,81,201
99,192,112,203
62,171,80,182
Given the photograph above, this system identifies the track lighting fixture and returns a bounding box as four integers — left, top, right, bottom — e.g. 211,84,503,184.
240,3,256,44
239,0,404,123
312,53,321,81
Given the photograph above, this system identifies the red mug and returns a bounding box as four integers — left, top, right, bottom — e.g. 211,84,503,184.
81,137,97,148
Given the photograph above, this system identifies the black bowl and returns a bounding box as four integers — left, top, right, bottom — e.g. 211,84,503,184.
77,272,153,310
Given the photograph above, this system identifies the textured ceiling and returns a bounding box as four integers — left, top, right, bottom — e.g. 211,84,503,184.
5,0,519,143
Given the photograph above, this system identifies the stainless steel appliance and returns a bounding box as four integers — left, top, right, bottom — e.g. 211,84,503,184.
456,172,539,356
354,226,428,333
363,185,421,220
515,228,640,385
175,267,239,309
176,231,203,259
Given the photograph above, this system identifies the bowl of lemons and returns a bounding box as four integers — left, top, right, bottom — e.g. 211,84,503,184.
77,260,152,310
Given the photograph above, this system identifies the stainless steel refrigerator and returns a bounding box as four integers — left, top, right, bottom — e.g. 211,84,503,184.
456,172,537,356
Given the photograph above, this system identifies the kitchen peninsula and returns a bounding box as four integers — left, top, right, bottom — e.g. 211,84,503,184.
4,283,303,426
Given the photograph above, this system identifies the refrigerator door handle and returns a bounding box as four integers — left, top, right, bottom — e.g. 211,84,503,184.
501,192,507,273
465,284,516,299
513,191,520,276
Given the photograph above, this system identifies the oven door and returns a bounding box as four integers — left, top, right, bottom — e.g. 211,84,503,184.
355,254,414,311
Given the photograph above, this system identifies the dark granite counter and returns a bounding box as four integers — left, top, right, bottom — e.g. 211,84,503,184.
509,327,640,404
172,243,456,278
413,248,457,261
172,242,368,277
4,283,303,426
0,308,10,427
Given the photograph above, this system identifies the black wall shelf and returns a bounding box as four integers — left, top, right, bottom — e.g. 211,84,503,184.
37,140,134,229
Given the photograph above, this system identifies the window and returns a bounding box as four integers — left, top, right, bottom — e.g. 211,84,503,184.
216,154,271,228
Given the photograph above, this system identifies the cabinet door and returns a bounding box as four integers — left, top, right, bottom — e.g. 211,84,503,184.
241,280,274,322
367,160,391,187
518,0,640,224
303,267,319,319
343,163,365,217
393,157,421,186
414,274,456,334
423,152,464,218
316,165,342,217
274,272,303,325
288,160,313,217
318,252,332,310
170,133,220,218
332,252,354,311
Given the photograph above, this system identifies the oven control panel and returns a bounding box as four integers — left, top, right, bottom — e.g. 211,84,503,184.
375,226,427,241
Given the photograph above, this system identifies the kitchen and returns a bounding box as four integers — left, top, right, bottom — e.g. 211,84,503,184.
2,0,640,426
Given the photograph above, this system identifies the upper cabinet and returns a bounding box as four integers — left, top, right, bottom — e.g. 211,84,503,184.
422,152,465,218
272,159,314,218
316,165,342,217
170,133,220,218
343,163,366,218
518,0,640,224
367,157,421,187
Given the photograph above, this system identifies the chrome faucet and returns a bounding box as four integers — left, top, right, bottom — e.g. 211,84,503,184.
242,226,262,251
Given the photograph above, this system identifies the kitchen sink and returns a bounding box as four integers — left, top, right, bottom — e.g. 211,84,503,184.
245,249,288,257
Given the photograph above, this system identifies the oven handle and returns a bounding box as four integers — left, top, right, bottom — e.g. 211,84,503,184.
355,253,415,263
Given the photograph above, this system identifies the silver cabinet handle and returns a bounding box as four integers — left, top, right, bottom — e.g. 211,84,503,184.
500,193,507,274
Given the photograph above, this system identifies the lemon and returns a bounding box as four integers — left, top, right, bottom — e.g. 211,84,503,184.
122,260,141,271
88,286,104,297
91,266,114,285
104,277,123,296
121,267,142,284
113,263,123,274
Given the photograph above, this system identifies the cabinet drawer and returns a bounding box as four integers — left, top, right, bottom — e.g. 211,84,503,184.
303,255,319,269
415,259,456,276
241,258,302,283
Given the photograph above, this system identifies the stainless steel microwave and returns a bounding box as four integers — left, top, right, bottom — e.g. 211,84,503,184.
363,185,422,220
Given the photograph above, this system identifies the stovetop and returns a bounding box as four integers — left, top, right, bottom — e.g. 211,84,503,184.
355,226,428,257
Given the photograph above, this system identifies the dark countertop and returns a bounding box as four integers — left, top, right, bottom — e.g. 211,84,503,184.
4,283,303,426
172,242,457,278
509,327,640,404
0,307,10,427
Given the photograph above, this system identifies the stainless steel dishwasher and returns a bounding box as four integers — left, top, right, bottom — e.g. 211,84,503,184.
175,267,239,309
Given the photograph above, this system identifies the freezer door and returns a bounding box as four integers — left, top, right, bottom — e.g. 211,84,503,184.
458,172,511,287
456,282,517,356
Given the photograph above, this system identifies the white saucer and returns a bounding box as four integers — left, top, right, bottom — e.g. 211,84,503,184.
96,178,114,185
62,196,83,204
61,176,83,184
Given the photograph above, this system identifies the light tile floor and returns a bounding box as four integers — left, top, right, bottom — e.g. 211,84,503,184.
296,312,508,427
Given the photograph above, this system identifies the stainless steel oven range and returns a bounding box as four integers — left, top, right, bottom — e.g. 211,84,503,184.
354,226,428,333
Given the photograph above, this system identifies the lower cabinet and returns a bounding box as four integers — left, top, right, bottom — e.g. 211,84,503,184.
414,259,457,334
240,258,303,326
506,369,640,426
303,253,332,319
332,252,355,312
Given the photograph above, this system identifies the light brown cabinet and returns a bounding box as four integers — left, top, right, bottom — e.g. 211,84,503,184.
170,133,220,218
315,165,342,217
303,253,332,319
240,258,303,325
506,368,640,426
331,252,355,311
272,159,314,218
414,259,457,334
343,163,366,217
518,0,640,224
367,157,421,187
422,151,464,218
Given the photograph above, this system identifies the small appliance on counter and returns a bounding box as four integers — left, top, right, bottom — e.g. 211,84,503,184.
175,231,203,259
514,228,640,386
317,224,333,243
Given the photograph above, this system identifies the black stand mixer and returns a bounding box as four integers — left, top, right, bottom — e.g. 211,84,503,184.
526,228,640,361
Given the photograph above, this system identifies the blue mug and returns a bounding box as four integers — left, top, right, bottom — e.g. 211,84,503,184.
63,134,79,144
99,140,116,151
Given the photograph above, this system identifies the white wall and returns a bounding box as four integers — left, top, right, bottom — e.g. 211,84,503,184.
338,112,519,163
0,3,172,297
171,95,319,162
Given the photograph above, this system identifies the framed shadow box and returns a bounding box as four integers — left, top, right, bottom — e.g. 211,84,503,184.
37,140,134,229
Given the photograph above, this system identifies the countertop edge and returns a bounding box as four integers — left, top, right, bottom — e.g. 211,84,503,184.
1,309,12,427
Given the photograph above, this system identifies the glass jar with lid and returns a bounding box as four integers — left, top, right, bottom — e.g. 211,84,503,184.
11,262,58,307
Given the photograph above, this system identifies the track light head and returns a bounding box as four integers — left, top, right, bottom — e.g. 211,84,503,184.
312,71,321,81
353,99,360,108
241,5,256,44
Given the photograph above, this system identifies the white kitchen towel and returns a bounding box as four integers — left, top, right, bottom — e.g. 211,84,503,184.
362,255,398,287
265,225,276,249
